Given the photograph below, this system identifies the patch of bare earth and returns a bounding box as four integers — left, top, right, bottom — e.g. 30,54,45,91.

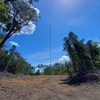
0,75,100,100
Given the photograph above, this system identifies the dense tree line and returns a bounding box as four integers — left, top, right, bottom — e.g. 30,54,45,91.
0,34,34,75
35,32,100,75
63,32,100,72
34,62,73,75
43,62,73,75
1,32,100,75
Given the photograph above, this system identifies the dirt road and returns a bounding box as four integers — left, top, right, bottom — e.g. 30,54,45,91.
0,75,100,100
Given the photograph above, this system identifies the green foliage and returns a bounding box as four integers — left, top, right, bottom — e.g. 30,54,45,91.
36,62,73,75
40,31,100,75
35,69,40,75
34,32,100,75
1,31,100,76
0,0,9,23
63,31,100,73
0,45,35,75
0,0,39,49
0,34,4,43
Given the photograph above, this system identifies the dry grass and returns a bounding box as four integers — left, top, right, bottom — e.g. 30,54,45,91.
0,75,100,100
1,76,49,85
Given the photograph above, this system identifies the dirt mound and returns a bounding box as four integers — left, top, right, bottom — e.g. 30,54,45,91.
67,70,100,84
0,72,24,79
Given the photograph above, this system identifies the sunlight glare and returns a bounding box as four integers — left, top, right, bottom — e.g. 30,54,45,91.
55,0,77,9
55,0,81,15
63,0,73,5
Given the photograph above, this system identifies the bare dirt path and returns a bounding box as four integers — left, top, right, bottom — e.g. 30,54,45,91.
0,75,100,100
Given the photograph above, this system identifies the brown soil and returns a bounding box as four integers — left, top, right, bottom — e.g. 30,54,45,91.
0,75,100,100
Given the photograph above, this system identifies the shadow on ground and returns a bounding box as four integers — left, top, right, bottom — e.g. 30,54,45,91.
60,70,100,86
60,78,81,86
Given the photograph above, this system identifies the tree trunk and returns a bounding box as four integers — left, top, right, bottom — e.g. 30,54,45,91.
0,26,14,49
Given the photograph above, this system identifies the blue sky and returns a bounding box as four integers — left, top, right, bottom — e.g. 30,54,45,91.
6,0,100,66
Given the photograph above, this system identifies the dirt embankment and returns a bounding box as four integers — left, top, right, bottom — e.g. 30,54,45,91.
0,75,100,100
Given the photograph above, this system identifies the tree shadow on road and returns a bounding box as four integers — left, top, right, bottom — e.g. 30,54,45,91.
60,78,81,87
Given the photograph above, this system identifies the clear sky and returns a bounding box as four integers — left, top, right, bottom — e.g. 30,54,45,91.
6,0,100,66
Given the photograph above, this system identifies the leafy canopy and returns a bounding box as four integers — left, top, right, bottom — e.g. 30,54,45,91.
0,0,39,49
0,0,9,24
